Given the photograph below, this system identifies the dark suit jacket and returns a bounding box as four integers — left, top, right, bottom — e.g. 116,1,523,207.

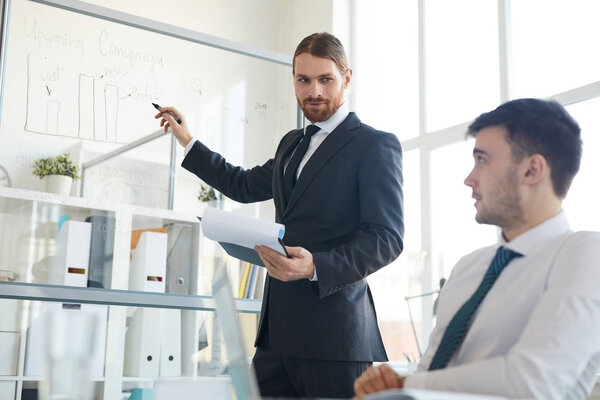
182,112,404,362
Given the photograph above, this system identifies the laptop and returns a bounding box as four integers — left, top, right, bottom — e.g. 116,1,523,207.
212,264,262,400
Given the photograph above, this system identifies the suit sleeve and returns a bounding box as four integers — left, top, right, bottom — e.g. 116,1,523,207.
312,132,404,298
181,140,273,203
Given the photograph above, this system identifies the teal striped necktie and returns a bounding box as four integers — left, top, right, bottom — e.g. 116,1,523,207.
428,246,523,371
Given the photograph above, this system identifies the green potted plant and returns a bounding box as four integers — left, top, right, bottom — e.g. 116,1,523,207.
32,153,81,195
197,184,218,203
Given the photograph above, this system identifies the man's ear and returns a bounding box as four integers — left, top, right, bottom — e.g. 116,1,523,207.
344,68,353,88
522,154,548,186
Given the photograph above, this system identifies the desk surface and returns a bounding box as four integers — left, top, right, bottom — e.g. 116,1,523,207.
363,388,516,400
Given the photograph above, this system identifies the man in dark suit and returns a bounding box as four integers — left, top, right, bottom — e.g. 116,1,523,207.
155,32,404,398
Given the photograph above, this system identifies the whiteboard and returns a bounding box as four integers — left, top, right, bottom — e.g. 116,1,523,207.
0,0,296,209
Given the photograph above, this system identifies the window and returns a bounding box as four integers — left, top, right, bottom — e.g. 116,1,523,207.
510,0,600,99
425,0,500,132
354,0,419,141
349,0,600,362
563,98,600,231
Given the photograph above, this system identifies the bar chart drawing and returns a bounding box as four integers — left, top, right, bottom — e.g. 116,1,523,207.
78,74,95,140
24,53,70,136
45,100,60,135
104,84,119,142
24,54,124,143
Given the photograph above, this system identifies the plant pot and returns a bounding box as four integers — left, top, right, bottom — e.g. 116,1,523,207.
43,175,73,196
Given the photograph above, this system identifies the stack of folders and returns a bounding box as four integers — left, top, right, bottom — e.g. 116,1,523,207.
125,227,181,378
237,263,263,299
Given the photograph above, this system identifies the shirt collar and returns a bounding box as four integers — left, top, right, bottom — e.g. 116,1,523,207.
501,211,571,256
305,102,349,134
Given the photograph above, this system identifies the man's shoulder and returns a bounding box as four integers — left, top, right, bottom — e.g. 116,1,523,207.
350,114,397,138
346,117,401,151
544,230,600,293
555,229,600,254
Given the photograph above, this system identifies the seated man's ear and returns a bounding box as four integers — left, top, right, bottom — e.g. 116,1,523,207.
522,154,548,186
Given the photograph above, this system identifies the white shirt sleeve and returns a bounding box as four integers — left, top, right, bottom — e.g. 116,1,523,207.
405,232,600,400
184,138,198,157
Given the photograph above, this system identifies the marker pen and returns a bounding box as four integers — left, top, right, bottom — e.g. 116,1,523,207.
152,103,182,124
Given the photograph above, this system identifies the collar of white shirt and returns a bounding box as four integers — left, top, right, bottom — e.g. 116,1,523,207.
501,210,570,257
307,102,350,135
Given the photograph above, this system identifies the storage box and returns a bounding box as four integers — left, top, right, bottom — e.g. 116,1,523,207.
0,332,19,375
0,381,16,400
0,300,21,332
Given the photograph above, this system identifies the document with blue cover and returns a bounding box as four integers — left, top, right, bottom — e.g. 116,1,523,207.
199,207,288,267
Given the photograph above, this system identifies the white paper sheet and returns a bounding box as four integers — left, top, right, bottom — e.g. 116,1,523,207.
200,207,286,255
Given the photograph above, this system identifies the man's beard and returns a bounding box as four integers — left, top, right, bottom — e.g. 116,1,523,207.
297,92,344,123
475,167,524,231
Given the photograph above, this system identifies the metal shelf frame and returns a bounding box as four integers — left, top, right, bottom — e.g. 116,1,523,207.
0,281,262,314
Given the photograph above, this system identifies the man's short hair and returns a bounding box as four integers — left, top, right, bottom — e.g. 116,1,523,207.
293,32,349,75
468,98,582,198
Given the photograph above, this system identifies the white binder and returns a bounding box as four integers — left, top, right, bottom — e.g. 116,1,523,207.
159,309,181,377
129,231,167,293
123,307,161,377
50,220,92,287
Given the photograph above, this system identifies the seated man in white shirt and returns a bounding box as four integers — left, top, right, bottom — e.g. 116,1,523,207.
354,98,600,400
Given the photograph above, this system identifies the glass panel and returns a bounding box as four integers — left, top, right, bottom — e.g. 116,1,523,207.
369,149,421,362
511,0,600,99
355,0,419,141
0,0,295,209
564,98,600,231
431,140,497,280
425,0,500,132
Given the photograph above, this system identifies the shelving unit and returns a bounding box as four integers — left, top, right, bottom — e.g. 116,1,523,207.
0,187,261,400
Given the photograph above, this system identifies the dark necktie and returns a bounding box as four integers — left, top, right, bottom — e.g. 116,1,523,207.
283,124,320,198
428,246,523,371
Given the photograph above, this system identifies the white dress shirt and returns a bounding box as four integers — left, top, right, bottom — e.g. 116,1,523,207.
184,103,350,282
405,211,600,400
284,102,350,179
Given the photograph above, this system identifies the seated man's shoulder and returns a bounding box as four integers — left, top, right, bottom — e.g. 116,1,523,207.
566,230,600,259
546,230,600,293
555,230,600,254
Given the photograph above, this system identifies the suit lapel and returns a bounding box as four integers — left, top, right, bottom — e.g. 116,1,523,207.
273,130,303,219
282,113,361,219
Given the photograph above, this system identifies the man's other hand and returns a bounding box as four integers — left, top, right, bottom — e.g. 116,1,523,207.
254,245,315,281
354,364,405,398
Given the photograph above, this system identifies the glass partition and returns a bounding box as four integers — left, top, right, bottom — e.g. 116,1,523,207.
0,0,296,211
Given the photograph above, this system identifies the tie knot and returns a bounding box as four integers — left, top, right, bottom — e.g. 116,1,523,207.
491,246,523,274
304,125,320,138
496,246,523,261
